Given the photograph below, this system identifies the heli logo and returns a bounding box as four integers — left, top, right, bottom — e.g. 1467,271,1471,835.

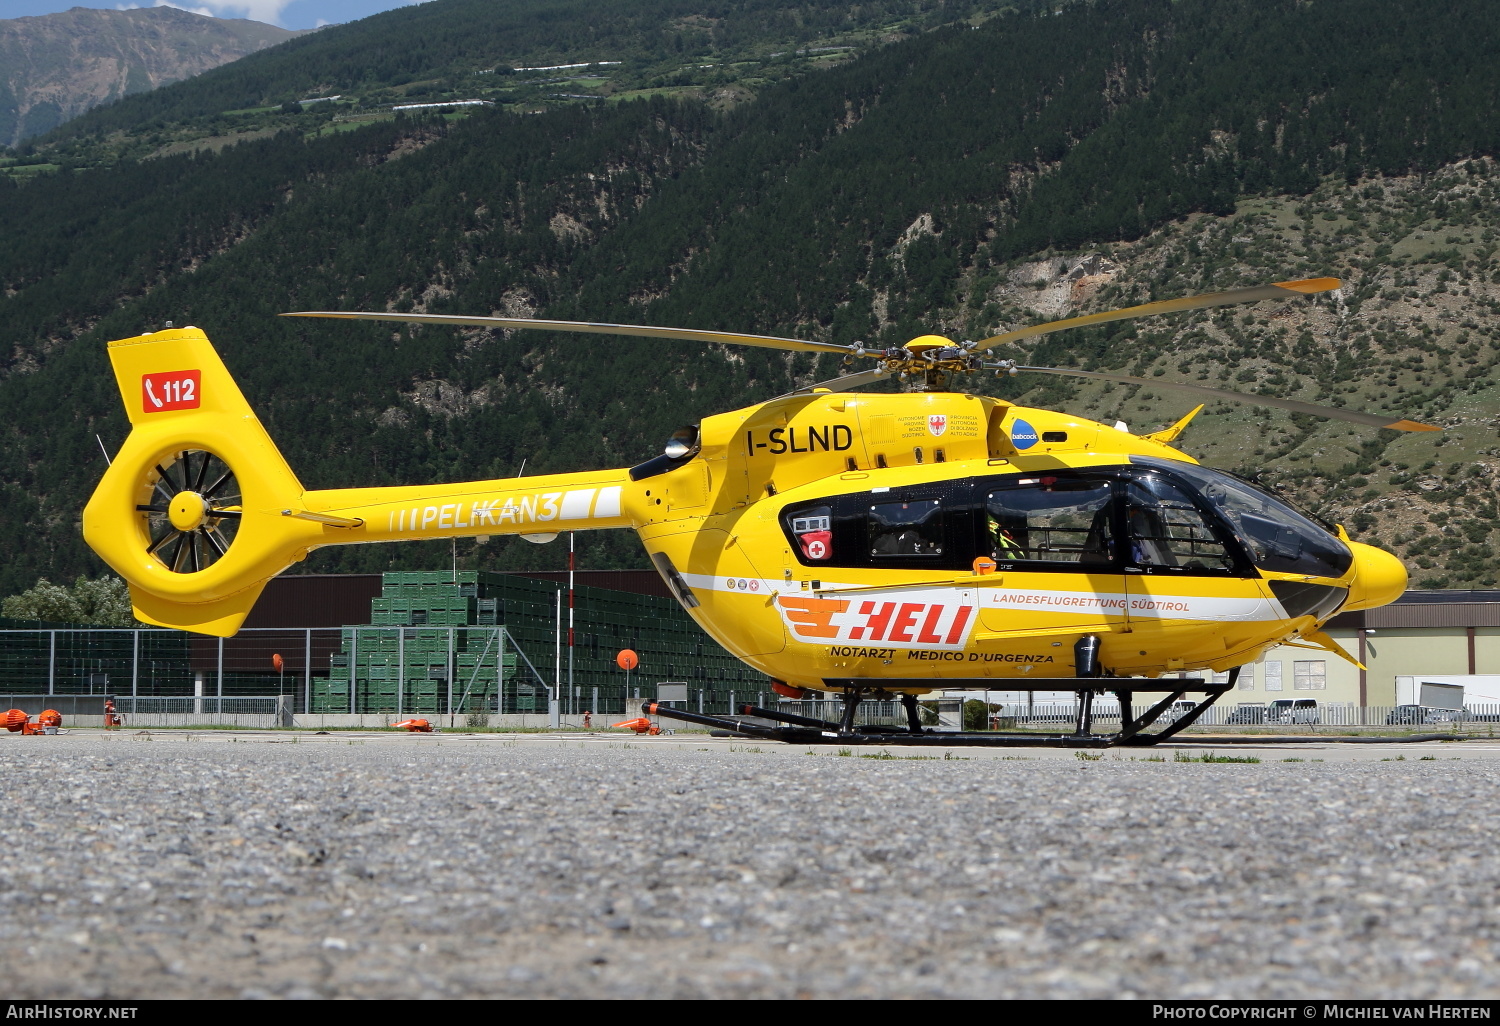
141,370,201,412
927,414,947,437
778,595,975,650
1010,418,1038,450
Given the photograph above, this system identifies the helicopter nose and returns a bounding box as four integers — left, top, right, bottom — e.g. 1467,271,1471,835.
1342,541,1408,612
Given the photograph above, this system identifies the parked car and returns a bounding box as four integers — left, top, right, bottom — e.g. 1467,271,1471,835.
1226,704,1267,725
1387,705,1464,725
1267,699,1320,724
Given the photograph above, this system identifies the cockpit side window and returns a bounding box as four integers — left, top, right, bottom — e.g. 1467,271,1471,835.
1139,459,1353,579
983,475,1117,569
1124,475,1238,574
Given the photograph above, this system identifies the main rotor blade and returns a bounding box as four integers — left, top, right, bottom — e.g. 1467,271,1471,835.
808,367,895,392
281,311,852,355
1004,365,1439,432
975,278,1341,351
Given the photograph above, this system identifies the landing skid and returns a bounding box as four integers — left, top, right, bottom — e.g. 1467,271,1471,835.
643,671,1237,749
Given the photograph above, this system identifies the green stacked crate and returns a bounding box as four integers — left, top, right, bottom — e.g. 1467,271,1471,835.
312,569,770,717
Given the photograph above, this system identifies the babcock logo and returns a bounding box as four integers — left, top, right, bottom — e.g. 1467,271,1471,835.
1010,418,1039,449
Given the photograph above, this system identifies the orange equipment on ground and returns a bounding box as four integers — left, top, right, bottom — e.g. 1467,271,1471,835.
104,698,122,729
582,711,593,729
613,716,660,736
4,708,62,735
393,718,433,732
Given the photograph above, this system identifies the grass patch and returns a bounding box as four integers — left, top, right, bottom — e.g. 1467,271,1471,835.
1282,757,1305,762
1174,750,1261,763
1074,751,1104,761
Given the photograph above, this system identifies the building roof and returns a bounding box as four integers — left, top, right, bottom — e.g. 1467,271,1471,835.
1331,590,1500,630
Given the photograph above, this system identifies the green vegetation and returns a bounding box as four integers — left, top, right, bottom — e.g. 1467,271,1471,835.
0,575,135,626
1174,751,1262,763
23,0,1028,168
4,0,1500,595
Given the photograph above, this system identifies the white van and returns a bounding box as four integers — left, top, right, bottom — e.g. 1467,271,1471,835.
1267,699,1319,724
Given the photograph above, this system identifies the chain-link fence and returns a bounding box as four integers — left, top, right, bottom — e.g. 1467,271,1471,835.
0,626,770,719
947,698,1500,732
0,626,553,716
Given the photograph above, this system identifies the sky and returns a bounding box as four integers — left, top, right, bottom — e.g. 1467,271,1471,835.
2,0,431,31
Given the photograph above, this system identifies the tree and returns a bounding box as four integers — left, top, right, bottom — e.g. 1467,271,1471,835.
1,575,136,626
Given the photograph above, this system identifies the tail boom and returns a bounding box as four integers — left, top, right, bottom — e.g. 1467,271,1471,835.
83,326,634,636
304,471,631,544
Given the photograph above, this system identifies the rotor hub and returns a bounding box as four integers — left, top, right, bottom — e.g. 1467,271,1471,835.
168,491,208,532
903,334,953,355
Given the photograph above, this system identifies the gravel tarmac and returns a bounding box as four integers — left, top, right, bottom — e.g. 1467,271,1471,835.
2,731,1497,999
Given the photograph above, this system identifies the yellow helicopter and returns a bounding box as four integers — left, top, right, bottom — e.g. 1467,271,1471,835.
81,276,1433,746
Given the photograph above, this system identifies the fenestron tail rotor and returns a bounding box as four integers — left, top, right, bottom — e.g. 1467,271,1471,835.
135,449,241,574
282,274,1439,431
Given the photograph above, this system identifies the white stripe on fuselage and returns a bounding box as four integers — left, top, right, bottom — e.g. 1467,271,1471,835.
676,572,1286,649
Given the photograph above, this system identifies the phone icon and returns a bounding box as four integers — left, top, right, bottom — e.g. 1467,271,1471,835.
140,370,201,413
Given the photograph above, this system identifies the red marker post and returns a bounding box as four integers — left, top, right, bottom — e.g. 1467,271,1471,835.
616,649,639,714
272,653,285,724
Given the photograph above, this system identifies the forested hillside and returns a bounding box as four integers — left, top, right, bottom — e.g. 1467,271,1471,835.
0,6,300,149
4,0,1500,596
19,0,1021,168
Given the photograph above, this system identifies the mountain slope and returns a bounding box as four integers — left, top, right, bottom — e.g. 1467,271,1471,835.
3,0,1500,596
0,6,302,148
27,0,1023,165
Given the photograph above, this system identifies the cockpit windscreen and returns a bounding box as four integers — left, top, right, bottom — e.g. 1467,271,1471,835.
1138,458,1353,579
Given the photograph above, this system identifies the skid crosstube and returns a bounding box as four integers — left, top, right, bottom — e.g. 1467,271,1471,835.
641,672,1237,748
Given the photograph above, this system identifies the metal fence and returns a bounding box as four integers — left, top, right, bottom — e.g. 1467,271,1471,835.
952,700,1500,730
0,626,556,716
110,696,284,729
0,626,778,720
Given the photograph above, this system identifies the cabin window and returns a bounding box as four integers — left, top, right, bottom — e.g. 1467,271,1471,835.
782,488,972,570
1124,476,1236,573
867,499,944,557
984,476,1115,566
789,507,832,561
